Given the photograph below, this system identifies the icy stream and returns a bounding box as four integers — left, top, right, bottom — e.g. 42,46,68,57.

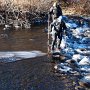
54,16,90,88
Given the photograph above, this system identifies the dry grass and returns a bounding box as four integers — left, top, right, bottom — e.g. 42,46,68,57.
0,0,90,16
0,0,53,11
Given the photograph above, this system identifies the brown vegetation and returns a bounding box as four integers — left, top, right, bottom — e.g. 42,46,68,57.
0,0,90,16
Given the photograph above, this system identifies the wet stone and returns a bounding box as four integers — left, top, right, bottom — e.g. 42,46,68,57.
54,63,72,73
79,75,90,88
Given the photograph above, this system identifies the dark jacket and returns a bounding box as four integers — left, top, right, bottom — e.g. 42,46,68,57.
49,5,62,21
53,20,67,34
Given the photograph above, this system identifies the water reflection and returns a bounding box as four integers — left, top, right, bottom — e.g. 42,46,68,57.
0,25,47,52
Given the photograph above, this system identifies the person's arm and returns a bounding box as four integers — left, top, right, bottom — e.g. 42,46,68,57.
62,20,67,35
49,7,53,14
62,21,67,29
48,7,53,21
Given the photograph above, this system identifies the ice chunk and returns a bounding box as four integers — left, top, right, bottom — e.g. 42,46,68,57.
0,51,46,62
79,57,90,65
80,65,90,72
72,54,83,62
66,22,77,29
54,63,72,73
60,38,66,49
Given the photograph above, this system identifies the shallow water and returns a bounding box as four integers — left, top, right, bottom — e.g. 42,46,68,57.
0,25,47,52
0,25,47,62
